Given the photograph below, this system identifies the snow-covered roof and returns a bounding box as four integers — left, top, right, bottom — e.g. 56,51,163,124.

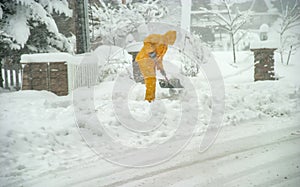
250,0,274,12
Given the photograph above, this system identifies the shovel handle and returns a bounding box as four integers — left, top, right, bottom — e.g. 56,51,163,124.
152,56,169,82
164,75,169,82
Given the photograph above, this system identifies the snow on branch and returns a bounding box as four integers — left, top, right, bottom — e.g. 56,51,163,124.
199,2,250,34
198,0,251,63
0,0,73,58
90,0,168,46
278,0,300,65
279,0,300,35
40,0,72,17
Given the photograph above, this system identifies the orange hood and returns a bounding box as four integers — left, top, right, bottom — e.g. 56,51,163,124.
163,30,176,45
143,30,176,45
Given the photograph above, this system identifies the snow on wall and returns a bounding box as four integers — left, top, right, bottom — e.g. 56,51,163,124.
250,40,279,49
20,52,72,63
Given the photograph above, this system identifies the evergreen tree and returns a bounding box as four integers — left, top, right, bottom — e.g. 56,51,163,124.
0,0,73,87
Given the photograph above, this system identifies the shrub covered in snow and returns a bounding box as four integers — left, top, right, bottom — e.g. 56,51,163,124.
89,0,168,46
179,33,212,77
93,45,132,82
98,59,131,82
181,55,200,77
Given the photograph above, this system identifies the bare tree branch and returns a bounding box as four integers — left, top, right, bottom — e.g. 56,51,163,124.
278,0,300,64
198,0,251,63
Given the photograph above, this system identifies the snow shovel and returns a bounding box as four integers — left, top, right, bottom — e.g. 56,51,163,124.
149,52,184,92
158,76,184,97
150,54,184,89
158,77,184,89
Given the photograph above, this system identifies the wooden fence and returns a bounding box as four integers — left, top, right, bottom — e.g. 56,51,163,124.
1,62,22,90
67,59,98,93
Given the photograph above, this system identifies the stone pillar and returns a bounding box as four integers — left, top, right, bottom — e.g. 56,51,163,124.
250,48,276,81
250,24,277,81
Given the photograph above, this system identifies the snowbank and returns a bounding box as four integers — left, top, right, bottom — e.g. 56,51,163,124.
1,50,300,186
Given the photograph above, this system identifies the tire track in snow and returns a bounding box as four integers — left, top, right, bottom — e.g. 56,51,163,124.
72,124,300,187
100,136,300,187
205,149,300,187
18,117,300,187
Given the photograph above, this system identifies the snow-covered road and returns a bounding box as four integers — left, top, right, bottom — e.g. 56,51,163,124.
20,114,300,187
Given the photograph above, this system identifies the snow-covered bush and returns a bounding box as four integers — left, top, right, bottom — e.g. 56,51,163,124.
180,33,211,77
181,55,199,77
133,0,168,23
98,59,131,82
93,45,132,82
89,0,168,46
0,0,73,62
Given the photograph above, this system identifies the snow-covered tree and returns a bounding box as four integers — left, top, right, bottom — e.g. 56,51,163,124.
277,0,300,65
199,0,251,63
0,0,73,59
89,0,168,46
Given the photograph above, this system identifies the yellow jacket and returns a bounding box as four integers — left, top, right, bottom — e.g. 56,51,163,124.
135,30,176,74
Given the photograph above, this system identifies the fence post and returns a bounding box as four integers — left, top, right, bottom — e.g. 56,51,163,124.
0,59,3,88
4,61,9,89
15,64,20,90
9,65,13,87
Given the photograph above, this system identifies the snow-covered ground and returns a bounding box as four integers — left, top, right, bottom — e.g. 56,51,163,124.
0,50,300,187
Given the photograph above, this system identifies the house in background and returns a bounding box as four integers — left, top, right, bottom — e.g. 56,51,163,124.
189,0,280,47
236,0,279,29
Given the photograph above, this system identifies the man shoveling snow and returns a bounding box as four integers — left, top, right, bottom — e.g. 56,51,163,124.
135,30,177,102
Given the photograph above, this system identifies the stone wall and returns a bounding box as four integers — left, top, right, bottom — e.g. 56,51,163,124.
22,62,68,96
